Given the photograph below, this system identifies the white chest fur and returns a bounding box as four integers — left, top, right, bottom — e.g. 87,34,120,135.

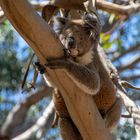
76,49,93,65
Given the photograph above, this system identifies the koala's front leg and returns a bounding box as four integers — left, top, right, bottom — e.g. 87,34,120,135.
46,58,70,69
46,58,100,95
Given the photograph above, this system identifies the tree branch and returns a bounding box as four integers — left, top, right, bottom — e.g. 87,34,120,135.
111,67,140,140
0,86,53,138
31,0,140,16
96,0,140,16
1,0,140,25
0,0,112,139
112,44,140,62
122,74,140,81
117,55,140,72
12,100,55,140
118,89,140,140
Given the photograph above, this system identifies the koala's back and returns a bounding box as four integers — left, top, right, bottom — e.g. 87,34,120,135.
92,47,117,116
93,79,117,116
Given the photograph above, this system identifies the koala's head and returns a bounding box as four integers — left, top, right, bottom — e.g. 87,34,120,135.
53,14,101,57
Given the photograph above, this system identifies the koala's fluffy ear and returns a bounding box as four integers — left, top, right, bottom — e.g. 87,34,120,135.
82,13,101,40
83,13,101,31
53,17,69,34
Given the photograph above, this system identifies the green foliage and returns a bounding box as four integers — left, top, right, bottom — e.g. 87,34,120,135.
0,20,16,45
0,48,22,91
0,21,22,91
101,34,114,49
101,33,123,50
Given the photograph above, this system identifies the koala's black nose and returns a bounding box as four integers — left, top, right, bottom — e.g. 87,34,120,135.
67,36,75,48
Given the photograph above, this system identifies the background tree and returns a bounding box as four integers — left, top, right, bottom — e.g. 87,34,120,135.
0,0,140,139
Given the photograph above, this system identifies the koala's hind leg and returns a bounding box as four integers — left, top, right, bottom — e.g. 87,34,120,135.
53,90,82,140
105,96,123,132
59,118,82,140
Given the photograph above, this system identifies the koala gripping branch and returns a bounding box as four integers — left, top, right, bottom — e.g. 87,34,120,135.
0,0,112,139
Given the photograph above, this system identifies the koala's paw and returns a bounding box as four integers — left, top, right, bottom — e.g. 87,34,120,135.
34,61,46,74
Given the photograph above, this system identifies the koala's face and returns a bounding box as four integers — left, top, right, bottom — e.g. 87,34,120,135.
54,15,100,57
59,24,94,57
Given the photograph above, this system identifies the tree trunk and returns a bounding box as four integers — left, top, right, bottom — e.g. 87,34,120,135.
0,0,112,139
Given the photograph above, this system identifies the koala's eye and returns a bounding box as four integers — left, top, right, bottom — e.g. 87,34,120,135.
67,36,75,47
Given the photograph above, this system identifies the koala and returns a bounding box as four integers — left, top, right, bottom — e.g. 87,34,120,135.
47,13,122,139
48,14,101,95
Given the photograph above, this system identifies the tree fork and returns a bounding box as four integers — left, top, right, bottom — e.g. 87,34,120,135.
0,0,112,139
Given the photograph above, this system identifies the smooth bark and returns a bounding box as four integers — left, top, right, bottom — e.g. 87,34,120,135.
0,0,112,139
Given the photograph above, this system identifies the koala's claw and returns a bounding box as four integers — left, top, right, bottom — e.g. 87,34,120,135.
63,48,70,58
34,61,46,74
